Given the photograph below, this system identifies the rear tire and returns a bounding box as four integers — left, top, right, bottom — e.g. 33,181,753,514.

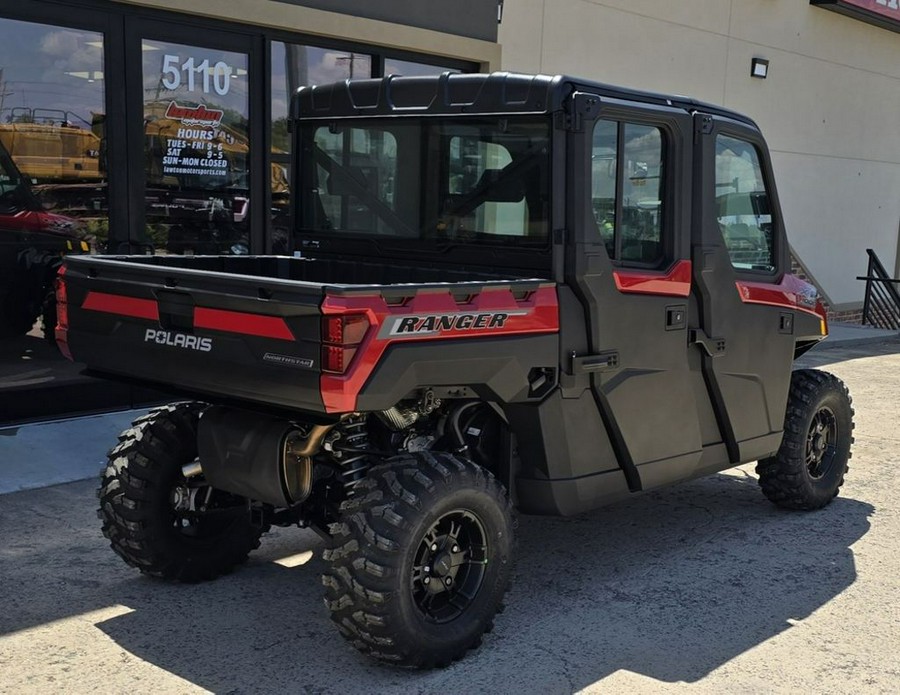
322,451,514,668
757,369,854,510
98,402,264,581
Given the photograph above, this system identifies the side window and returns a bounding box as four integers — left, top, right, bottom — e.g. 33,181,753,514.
591,119,666,265
715,135,775,272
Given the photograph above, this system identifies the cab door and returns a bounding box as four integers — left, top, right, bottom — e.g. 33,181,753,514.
565,94,722,491
688,113,801,464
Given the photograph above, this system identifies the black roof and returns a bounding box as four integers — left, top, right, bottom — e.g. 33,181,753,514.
292,71,757,128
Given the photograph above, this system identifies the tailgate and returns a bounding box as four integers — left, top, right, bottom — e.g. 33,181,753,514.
59,256,327,413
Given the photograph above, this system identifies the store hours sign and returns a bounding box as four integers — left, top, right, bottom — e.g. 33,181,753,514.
811,0,900,33
161,102,229,177
153,51,245,179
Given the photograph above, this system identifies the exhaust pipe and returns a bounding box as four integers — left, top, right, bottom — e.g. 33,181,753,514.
182,461,203,478
283,424,334,503
197,407,336,506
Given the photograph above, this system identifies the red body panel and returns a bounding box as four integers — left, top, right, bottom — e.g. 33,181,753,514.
320,285,560,413
81,291,295,339
613,260,692,297
82,291,159,321
194,307,295,341
736,274,827,323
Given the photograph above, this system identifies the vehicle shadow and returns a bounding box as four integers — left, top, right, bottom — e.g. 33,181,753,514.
82,471,871,693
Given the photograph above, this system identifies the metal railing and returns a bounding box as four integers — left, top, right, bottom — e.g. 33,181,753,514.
857,248,900,330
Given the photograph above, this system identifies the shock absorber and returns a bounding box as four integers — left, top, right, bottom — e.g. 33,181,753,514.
330,415,371,495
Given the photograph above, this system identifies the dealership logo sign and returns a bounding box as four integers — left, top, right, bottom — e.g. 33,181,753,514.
164,101,224,128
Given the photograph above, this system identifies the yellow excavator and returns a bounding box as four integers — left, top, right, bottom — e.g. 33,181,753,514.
0,109,103,183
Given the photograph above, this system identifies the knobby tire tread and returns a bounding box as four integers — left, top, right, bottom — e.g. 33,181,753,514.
97,402,263,582
322,451,514,669
756,369,854,510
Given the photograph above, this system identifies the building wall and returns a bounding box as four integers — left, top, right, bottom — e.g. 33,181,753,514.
500,0,900,307
113,0,501,69
271,0,499,42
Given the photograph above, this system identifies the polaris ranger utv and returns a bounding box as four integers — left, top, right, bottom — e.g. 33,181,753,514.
58,73,854,668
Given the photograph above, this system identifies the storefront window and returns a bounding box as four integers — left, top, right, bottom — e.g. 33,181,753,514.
0,17,104,344
141,40,250,254
271,41,372,252
384,58,460,77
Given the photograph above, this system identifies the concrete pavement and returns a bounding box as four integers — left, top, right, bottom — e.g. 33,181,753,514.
1,338,899,693
0,410,138,495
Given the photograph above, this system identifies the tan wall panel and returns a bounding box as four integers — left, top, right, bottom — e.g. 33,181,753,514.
773,154,900,305
532,0,729,103
723,40,900,163
113,0,501,68
572,0,732,36
730,0,900,81
498,0,546,74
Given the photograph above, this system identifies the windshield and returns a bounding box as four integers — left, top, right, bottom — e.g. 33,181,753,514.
298,117,550,249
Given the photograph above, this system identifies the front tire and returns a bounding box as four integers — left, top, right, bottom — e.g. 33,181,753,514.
322,451,514,668
757,369,854,510
98,402,264,581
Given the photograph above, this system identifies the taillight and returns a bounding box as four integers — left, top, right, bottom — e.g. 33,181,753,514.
323,315,369,345
322,314,369,374
54,267,74,361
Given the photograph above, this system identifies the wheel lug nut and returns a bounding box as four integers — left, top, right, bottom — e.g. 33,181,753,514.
423,577,430,585
444,577,453,587
452,545,460,553
430,543,438,552
424,566,430,573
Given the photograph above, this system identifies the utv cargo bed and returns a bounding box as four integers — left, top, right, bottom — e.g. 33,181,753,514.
58,254,557,415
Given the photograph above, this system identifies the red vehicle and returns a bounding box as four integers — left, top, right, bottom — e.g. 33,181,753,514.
0,142,88,338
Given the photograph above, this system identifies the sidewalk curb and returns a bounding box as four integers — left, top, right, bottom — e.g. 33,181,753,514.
812,333,900,351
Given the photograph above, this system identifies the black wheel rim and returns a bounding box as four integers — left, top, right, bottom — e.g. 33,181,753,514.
411,509,488,624
806,406,838,479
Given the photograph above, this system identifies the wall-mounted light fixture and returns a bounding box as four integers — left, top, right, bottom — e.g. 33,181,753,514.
751,58,769,79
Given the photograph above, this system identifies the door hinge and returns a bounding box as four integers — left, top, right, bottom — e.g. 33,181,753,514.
571,350,619,374
557,92,601,133
690,329,726,356
693,114,713,144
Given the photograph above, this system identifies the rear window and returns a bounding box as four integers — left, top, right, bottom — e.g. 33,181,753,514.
300,116,551,248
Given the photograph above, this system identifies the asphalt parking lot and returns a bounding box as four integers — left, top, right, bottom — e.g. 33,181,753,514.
1,340,899,694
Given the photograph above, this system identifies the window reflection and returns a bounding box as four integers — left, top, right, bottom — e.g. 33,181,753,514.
715,135,775,272
271,42,372,253
0,18,103,344
141,41,249,255
384,58,460,77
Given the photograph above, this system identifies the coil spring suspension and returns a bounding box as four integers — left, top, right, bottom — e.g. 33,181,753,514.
334,416,371,495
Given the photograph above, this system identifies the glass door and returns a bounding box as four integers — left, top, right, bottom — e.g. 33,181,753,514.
125,19,258,255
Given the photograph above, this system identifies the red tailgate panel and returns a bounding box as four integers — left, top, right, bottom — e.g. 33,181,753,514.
321,284,559,413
